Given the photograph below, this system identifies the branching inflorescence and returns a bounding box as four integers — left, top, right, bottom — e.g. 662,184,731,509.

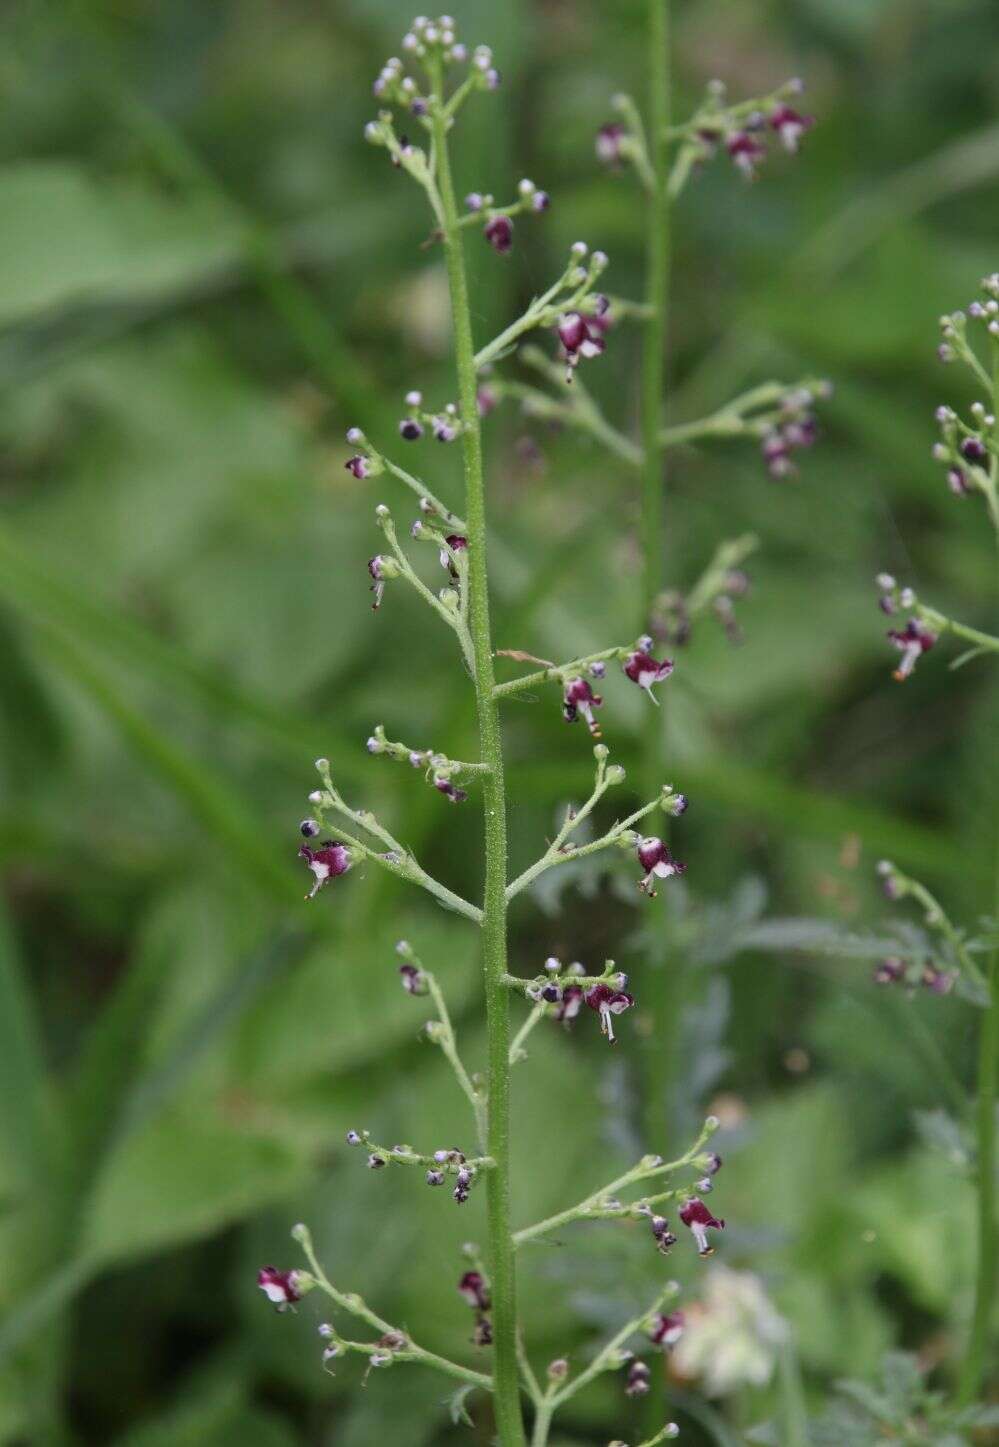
867,273,999,1409
256,13,831,1444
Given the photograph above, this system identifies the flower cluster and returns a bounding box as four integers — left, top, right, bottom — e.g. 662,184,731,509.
679,78,814,183
503,634,676,742
874,575,937,682
759,386,821,480
366,724,479,804
346,1129,487,1205
465,176,551,253
873,955,954,995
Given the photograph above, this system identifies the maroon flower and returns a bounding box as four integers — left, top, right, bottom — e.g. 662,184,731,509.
556,311,606,381
257,1267,302,1310
921,963,955,995
726,130,767,180
960,436,989,466
887,618,936,681
399,962,427,994
484,215,514,253
399,418,423,441
472,1317,493,1346
947,466,970,496
439,534,468,577
623,645,674,700
562,676,604,737
679,1196,725,1257
873,957,905,986
649,1310,685,1348
636,837,686,896
368,554,392,609
298,841,351,900
769,104,814,152
650,1214,677,1254
458,1271,491,1312
555,984,584,1024
344,454,370,479
434,775,468,804
596,123,626,167
625,1360,652,1396
584,982,635,1043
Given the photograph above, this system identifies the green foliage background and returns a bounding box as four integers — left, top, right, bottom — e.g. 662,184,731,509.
2,0,998,1442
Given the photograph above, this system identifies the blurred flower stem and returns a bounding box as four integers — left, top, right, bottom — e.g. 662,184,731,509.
959,349,999,1405
638,0,678,1204
637,4,679,1434
429,61,527,1447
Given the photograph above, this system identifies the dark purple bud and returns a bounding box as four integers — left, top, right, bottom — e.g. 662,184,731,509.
346,1129,363,1145
298,841,351,899
532,190,551,211
367,1153,387,1169
399,418,423,441
484,215,514,253
300,818,320,837
960,436,989,465
702,1152,722,1175
344,454,370,479
679,1196,726,1256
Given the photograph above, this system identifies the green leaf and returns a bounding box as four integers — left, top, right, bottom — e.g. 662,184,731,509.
0,162,245,326
0,893,56,1188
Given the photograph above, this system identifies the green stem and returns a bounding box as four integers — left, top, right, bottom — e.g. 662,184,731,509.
430,77,527,1447
640,0,670,622
959,950,998,1404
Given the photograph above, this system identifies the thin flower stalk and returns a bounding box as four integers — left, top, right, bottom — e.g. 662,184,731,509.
513,1117,719,1248
292,1224,493,1393
397,940,488,1148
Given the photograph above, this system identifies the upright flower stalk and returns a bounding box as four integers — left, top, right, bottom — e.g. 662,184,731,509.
873,275,999,1407
260,18,731,1446
427,55,524,1445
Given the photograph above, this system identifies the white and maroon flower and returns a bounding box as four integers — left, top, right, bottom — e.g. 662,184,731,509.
726,129,767,180
650,1310,685,1348
399,417,423,441
637,836,686,896
556,311,606,381
625,1360,651,1396
555,984,584,1024
650,1214,678,1254
344,454,370,479
769,104,814,152
458,1271,491,1311
434,775,468,804
298,841,351,900
887,618,936,681
596,123,627,167
921,963,955,995
679,1196,726,1257
873,956,905,986
399,962,427,994
623,643,674,700
257,1266,303,1310
439,533,468,577
584,982,635,1043
562,676,604,737
484,215,514,253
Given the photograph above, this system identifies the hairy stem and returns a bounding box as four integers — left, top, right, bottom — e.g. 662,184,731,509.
430,77,527,1447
